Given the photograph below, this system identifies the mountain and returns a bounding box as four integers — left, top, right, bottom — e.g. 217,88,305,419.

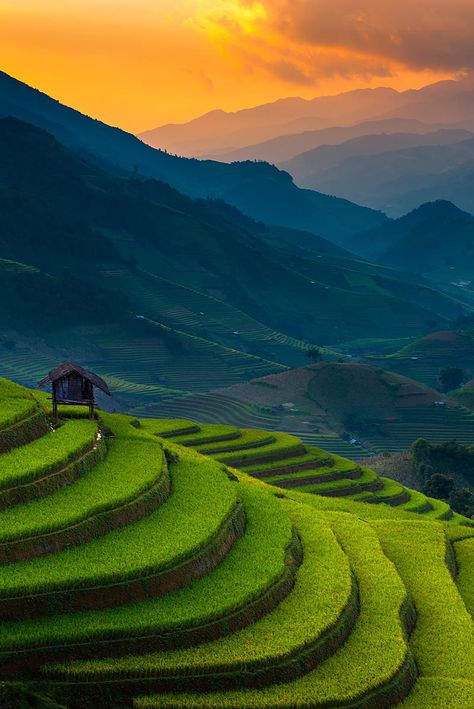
354,202,474,282
139,77,474,159
203,118,436,163
282,129,473,183
0,116,329,341
0,71,386,244
291,135,474,216
138,87,407,157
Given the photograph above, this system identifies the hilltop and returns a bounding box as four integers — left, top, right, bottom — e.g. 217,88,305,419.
353,202,474,283
0,376,472,709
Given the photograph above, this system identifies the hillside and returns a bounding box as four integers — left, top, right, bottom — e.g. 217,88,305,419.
353,202,474,290
0,71,387,243
1,116,471,415
0,377,472,709
0,117,345,342
373,330,474,389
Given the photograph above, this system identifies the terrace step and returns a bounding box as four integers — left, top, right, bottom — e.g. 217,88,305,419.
173,427,242,448
195,430,276,455
0,420,101,509
140,420,201,439
300,468,383,497
351,478,412,507
215,433,307,468
0,448,242,620
268,469,362,489
130,514,417,709
454,538,474,619
0,379,49,454
0,484,297,674
374,521,474,682
0,437,169,562
0,408,50,454
398,678,474,709
42,501,357,696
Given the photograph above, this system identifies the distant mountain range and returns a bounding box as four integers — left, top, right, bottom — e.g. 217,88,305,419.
288,133,474,216
139,77,474,158
0,71,385,244
136,76,474,218
281,129,472,183
202,118,439,163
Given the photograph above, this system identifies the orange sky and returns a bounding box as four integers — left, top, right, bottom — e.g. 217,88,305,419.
0,0,470,133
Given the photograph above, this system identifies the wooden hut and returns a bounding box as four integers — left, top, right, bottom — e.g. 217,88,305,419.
38,362,110,420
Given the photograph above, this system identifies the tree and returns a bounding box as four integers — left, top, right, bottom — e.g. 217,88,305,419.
449,487,474,518
423,473,455,500
306,347,322,363
438,367,466,392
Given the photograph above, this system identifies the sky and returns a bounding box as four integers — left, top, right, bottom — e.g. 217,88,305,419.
1,0,472,133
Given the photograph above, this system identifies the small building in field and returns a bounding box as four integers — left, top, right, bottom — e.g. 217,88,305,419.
38,362,110,419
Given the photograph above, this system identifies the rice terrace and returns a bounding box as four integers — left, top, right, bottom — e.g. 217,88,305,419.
0,369,471,708
2,2,474,706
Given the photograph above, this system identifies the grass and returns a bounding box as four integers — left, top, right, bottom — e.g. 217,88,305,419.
295,466,380,494
44,500,354,685
171,424,241,446
0,483,291,654
242,449,335,475
194,429,275,453
374,521,474,680
0,377,39,429
133,513,415,708
0,437,166,543
0,419,97,491
399,678,474,708
139,419,199,437
0,446,237,599
454,538,474,619
0,373,471,709
215,432,304,465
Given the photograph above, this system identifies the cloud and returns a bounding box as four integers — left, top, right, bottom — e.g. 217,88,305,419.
191,0,474,86
264,0,474,72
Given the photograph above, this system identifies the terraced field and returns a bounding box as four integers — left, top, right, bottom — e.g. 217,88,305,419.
100,269,322,366
0,377,472,709
364,405,474,454
371,330,474,389
154,419,472,520
134,392,281,430
0,325,287,411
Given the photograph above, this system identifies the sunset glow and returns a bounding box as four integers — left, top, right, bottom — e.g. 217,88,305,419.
0,0,468,131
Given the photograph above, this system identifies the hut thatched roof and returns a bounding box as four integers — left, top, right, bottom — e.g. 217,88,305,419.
38,362,111,396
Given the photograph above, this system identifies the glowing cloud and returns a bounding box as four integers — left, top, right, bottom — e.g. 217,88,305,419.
0,1,469,129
